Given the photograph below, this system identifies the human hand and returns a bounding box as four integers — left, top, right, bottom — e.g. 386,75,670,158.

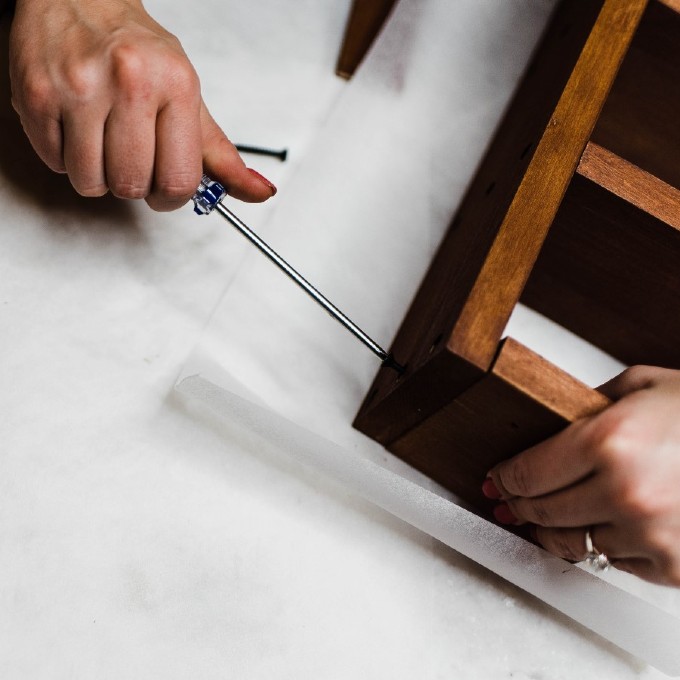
8,0,276,211
484,365,680,586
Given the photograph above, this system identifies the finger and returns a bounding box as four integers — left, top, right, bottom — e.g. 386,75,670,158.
489,419,596,500
504,475,612,528
533,526,597,562
612,557,679,586
104,100,157,200
62,107,108,196
145,96,202,211
611,558,656,580
534,523,647,562
200,101,276,202
10,69,66,173
16,113,66,173
598,365,667,401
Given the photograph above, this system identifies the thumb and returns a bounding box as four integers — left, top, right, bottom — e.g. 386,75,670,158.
598,365,667,401
200,101,277,203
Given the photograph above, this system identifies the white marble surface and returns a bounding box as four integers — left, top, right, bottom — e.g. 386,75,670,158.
0,1,675,678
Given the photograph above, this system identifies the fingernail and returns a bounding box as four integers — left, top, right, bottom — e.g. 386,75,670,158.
482,477,502,500
493,503,518,525
248,168,277,196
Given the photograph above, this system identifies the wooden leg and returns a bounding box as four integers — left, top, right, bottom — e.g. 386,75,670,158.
389,339,609,511
353,0,652,513
336,0,398,79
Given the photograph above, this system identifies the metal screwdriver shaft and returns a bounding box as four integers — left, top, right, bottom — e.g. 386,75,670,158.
192,176,404,373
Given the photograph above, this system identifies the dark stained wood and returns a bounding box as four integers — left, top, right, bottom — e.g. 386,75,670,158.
354,350,485,447
390,339,610,512
593,0,680,190
354,0,680,513
449,0,646,370
354,0,645,445
335,0,398,79
577,143,680,230
522,142,680,368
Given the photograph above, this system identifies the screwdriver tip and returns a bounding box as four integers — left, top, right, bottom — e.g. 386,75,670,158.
381,353,406,374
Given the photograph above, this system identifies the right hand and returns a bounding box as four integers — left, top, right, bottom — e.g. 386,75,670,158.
9,0,277,211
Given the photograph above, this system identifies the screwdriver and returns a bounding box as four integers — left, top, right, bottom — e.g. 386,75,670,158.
192,175,404,373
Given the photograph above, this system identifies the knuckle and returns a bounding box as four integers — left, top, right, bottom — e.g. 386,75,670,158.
501,459,532,497
155,172,201,202
111,46,199,104
615,481,661,521
18,75,53,114
76,183,109,198
165,55,199,94
643,526,676,558
619,365,657,390
551,531,582,562
110,44,150,95
584,411,633,469
63,61,100,100
526,498,551,527
110,180,150,200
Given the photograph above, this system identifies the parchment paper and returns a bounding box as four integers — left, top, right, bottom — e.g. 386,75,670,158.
177,0,680,673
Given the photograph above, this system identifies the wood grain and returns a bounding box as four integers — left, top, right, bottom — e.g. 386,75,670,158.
449,0,646,369
389,338,609,512
578,143,680,231
335,0,398,79
355,0,631,444
592,0,680,191
355,0,680,511
522,142,680,368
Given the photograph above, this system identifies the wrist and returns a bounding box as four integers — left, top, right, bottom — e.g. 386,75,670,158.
13,0,144,16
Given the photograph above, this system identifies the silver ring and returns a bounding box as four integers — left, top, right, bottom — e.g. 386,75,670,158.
584,527,611,572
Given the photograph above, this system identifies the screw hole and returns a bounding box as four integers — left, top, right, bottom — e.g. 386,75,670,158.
429,333,444,354
520,143,533,160
485,181,496,196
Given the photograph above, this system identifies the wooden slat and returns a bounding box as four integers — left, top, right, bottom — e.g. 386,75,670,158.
356,0,612,444
522,142,680,368
578,143,680,230
592,0,680,190
335,0,398,79
389,338,609,512
448,0,647,369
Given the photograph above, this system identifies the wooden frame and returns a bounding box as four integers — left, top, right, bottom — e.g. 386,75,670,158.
354,0,680,513
336,0,398,79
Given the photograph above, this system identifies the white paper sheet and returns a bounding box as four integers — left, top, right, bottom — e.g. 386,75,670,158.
176,0,680,674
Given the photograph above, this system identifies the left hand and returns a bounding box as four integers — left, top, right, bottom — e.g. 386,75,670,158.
484,365,680,586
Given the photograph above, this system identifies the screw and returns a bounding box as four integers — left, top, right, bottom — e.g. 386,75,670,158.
235,144,288,162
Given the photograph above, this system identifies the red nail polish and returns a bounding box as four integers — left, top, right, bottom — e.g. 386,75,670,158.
482,477,502,500
248,168,277,196
493,503,518,525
